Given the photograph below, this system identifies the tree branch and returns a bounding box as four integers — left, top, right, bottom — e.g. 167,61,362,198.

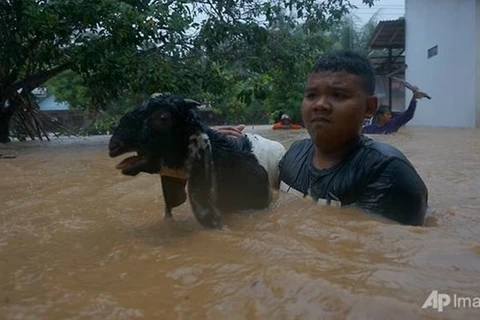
12,61,73,92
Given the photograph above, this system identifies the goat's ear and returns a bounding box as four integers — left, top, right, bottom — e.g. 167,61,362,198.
184,99,202,110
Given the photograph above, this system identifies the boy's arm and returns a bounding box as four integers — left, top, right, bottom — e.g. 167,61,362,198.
353,158,428,226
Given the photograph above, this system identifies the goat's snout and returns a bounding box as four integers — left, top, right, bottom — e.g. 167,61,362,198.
108,139,124,158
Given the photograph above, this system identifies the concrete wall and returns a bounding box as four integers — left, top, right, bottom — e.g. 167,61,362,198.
405,0,478,127
476,0,480,127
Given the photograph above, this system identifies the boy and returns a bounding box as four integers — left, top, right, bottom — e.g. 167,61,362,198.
217,50,428,226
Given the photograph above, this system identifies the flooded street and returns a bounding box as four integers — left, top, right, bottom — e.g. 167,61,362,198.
1,126,479,319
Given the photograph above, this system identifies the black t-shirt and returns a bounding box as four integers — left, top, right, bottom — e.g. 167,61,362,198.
278,135,428,226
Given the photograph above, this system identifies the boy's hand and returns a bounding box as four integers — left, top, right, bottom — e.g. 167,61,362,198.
213,124,246,138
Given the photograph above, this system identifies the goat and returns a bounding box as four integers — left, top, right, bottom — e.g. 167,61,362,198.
108,94,286,229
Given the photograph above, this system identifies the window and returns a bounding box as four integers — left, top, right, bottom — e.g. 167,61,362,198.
427,45,438,59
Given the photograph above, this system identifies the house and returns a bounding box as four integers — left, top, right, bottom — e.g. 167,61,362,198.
32,88,93,130
368,19,407,113
33,87,70,111
405,0,480,128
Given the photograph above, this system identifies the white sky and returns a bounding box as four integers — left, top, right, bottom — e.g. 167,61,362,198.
186,0,405,36
350,0,405,24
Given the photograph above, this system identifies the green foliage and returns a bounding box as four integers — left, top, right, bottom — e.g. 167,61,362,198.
84,112,119,135
197,14,330,124
45,71,90,110
0,0,193,110
2,0,381,132
329,9,382,54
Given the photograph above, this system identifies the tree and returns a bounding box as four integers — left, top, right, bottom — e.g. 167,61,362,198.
1,0,190,141
329,9,382,54
193,11,330,124
0,0,378,142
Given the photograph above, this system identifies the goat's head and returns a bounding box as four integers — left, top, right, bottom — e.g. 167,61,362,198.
143,94,202,136
108,94,202,176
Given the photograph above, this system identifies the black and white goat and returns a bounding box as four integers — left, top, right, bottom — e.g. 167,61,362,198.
108,94,286,229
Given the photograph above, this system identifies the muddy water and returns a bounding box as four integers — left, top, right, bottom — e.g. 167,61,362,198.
1,126,479,320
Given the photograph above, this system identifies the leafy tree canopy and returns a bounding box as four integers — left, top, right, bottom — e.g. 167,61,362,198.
1,0,378,137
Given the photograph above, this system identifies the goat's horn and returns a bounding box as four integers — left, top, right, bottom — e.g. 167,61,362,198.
184,98,201,106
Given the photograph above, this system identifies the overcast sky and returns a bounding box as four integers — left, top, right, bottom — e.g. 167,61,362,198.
187,0,405,35
351,0,405,24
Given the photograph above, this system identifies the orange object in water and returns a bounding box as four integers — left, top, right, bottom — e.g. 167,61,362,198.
272,122,302,130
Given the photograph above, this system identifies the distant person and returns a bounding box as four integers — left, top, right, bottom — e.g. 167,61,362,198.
362,84,428,134
272,114,302,130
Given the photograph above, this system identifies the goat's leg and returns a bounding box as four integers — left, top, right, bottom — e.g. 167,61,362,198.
163,204,173,220
160,175,188,220
188,184,221,229
187,150,222,229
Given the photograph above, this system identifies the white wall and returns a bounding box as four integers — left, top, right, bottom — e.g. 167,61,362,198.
37,94,69,111
476,0,480,127
405,0,478,127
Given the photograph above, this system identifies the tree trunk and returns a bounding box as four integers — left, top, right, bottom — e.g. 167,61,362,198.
0,62,74,142
0,96,17,143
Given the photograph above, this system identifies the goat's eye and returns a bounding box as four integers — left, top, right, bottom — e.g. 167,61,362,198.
151,111,172,130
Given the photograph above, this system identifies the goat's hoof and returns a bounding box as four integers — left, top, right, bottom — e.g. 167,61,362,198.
162,214,174,222
212,220,222,230
198,217,222,230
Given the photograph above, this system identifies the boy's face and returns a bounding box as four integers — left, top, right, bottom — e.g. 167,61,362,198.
301,70,377,150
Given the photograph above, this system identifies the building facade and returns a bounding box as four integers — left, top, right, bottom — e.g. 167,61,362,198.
405,0,480,127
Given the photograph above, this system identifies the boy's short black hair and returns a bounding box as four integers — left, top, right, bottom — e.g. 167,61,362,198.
310,50,376,95
377,104,390,115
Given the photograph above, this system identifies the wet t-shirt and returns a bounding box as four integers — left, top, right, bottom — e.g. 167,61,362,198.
278,135,428,226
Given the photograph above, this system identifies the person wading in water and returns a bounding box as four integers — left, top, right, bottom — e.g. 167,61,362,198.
215,49,429,226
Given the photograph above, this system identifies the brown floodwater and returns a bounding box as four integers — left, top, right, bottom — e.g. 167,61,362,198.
1,125,479,320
